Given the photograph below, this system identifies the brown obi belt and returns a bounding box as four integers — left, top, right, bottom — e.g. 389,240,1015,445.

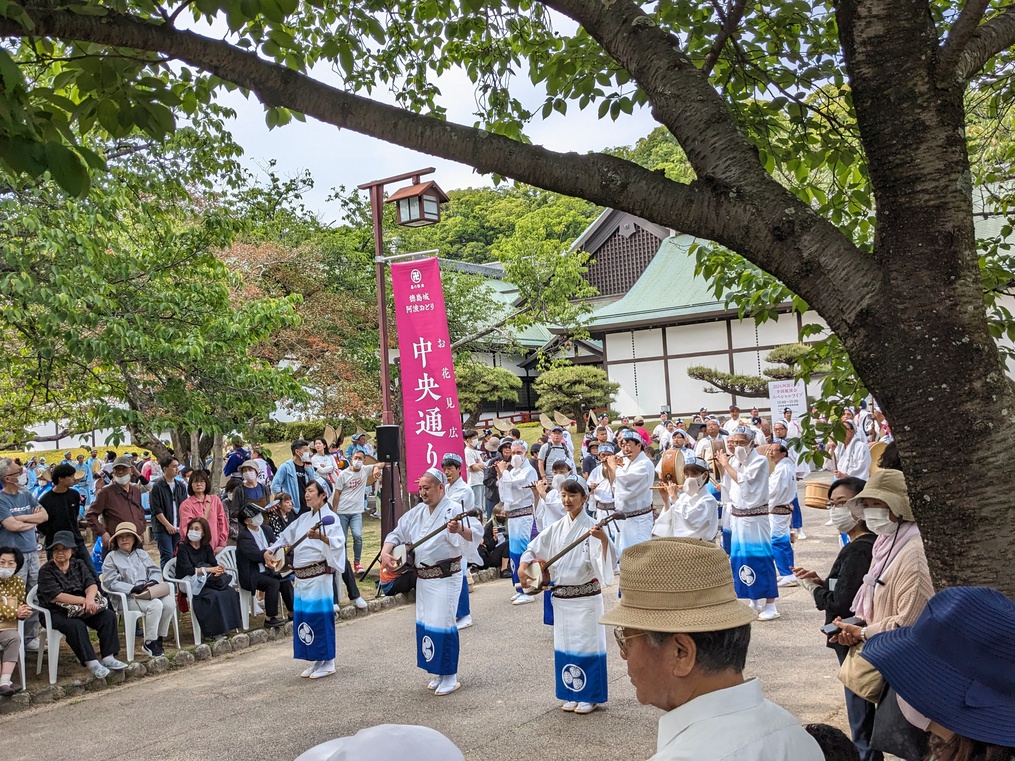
505,506,534,519
622,505,654,518
731,504,770,517
770,504,794,516
552,579,601,599
294,561,333,580
416,556,462,580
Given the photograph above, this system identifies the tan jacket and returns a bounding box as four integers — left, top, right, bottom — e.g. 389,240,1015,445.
865,536,934,637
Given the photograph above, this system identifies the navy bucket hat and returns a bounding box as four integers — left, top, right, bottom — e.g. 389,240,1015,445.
861,586,1015,746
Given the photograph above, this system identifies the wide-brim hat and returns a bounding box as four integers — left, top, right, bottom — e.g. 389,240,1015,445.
600,538,758,632
237,459,259,472
483,437,501,453
861,586,1015,746
46,530,79,550
239,502,268,522
854,469,914,521
539,413,553,429
553,411,571,427
492,418,511,433
109,521,142,545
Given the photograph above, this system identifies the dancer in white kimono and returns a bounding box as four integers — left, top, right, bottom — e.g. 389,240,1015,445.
442,453,481,630
652,456,719,542
587,443,617,540
497,440,539,605
606,430,656,555
716,427,780,621
518,475,616,715
767,442,798,587
268,478,345,679
535,460,569,531
381,468,470,696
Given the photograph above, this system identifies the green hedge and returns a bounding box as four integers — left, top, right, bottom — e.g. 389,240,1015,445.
252,419,378,445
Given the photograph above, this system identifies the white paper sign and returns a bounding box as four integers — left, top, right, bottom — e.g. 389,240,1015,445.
768,380,807,416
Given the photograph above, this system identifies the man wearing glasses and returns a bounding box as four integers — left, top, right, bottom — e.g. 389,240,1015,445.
601,538,822,760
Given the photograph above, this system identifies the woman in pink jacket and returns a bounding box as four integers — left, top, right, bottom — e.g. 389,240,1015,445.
178,470,229,553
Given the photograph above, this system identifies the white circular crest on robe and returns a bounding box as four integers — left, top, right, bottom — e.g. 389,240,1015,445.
422,635,435,662
298,622,315,645
738,565,756,586
561,664,587,692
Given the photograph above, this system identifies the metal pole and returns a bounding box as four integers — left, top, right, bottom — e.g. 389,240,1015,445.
371,184,394,427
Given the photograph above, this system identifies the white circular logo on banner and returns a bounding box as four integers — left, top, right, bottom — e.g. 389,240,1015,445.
410,268,422,284
561,664,587,692
298,622,314,645
422,635,435,662
738,565,756,586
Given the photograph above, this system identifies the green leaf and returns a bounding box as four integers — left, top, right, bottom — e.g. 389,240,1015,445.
44,141,90,197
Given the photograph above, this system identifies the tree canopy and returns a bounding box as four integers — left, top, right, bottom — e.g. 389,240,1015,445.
2,0,1015,588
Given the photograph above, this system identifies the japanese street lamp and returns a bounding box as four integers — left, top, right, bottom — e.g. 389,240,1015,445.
357,167,447,539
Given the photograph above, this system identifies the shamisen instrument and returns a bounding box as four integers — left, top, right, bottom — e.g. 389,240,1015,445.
519,511,626,595
267,513,336,574
388,508,482,575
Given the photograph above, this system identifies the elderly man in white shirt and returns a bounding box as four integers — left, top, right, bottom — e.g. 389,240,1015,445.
601,538,823,761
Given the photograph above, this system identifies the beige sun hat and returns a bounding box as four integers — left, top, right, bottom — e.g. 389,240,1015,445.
553,411,572,427
854,469,914,521
109,521,142,546
599,538,758,633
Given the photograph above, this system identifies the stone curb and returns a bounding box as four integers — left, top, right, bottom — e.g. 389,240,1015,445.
0,568,502,713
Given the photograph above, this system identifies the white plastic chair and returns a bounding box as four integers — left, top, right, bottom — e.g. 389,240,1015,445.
215,547,250,630
14,618,26,691
101,578,182,661
26,586,63,686
162,558,202,646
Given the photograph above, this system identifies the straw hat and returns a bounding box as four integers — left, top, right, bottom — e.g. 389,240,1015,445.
553,411,571,427
539,412,553,430
599,538,758,632
854,469,914,521
483,437,501,453
109,521,142,546
492,418,511,433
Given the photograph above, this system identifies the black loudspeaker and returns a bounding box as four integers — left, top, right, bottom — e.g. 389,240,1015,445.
376,425,401,463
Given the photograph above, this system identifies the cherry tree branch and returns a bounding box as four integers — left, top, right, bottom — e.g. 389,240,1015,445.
702,0,749,77
953,6,1015,82
937,0,991,81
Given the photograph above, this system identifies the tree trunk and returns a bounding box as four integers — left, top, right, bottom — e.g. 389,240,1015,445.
127,425,171,461
209,434,224,493
189,430,201,469
169,428,185,461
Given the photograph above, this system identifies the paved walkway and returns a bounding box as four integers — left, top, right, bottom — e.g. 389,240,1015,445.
2,504,848,761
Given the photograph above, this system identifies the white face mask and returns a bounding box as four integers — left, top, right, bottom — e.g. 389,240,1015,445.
829,506,858,534
301,452,312,464
0,568,14,580
351,460,363,471
551,474,566,491
511,454,524,468
249,514,263,528
187,530,203,542
16,473,28,487
734,446,749,463
865,507,898,536
682,476,705,495
242,472,257,484
113,474,131,486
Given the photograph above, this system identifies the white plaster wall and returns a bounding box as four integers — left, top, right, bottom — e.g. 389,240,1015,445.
666,321,727,355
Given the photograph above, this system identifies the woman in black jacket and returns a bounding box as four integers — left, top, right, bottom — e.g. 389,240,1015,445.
235,503,293,628
793,477,880,761
176,517,243,639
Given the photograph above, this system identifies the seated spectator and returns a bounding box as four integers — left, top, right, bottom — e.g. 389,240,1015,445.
378,564,416,598
175,517,242,639
295,724,465,761
266,492,297,537
792,477,878,761
101,522,176,657
178,470,229,553
236,504,293,629
600,538,824,760
38,464,90,566
861,586,1015,761
479,504,510,577
37,531,127,678
0,546,32,696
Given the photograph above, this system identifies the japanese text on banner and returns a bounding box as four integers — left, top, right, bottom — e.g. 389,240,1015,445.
390,257,465,492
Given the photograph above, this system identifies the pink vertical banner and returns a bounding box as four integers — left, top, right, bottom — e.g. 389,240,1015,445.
390,257,465,492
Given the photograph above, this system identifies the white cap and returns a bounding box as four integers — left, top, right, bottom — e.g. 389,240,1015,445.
295,725,465,761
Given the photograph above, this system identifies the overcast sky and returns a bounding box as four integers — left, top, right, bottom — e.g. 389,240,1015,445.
216,65,661,222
